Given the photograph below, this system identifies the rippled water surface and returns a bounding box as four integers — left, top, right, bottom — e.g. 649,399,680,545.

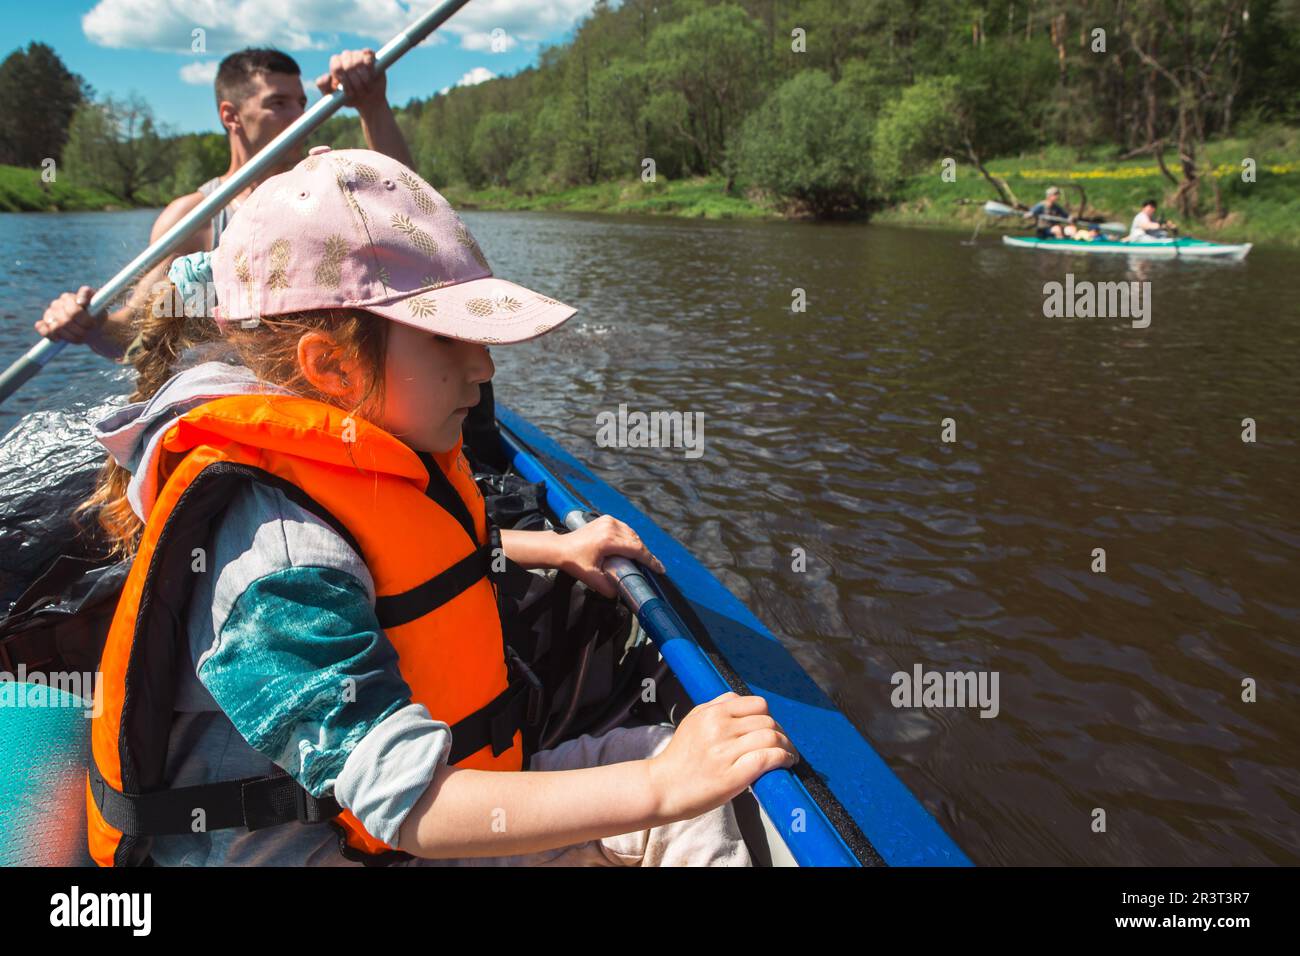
2,208,1297,864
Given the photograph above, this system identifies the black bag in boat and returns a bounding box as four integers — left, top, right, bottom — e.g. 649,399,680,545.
0,404,115,611
0,556,129,676
0,403,119,674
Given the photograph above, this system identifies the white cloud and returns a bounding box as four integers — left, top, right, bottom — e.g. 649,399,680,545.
444,0,596,49
82,0,596,53
437,66,497,96
460,30,519,54
179,60,219,85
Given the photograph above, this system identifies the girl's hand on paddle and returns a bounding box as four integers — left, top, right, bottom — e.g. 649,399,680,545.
557,515,664,597
647,692,799,822
36,286,99,343
316,49,386,113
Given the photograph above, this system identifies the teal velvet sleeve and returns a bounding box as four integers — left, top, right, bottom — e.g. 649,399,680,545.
196,565,413,798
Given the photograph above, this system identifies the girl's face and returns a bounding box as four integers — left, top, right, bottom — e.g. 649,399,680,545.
378,320,495,453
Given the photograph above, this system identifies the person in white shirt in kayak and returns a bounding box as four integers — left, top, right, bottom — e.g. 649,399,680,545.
1127,198,1176,241
34,47,414,361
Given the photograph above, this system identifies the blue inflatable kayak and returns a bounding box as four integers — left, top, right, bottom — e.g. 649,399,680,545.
0,407,970,867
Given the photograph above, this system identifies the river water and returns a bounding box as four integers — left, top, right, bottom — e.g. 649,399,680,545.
2,207,1297,865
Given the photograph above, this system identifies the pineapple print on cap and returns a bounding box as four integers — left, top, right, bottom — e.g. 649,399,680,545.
392,213,438,257
399,170,437,214
456,221,490,270
266,239,291,290
315,235,348,288
466,294,524,317
209,147,576,343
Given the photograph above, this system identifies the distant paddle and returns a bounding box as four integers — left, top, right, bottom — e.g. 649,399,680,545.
0,0,475,407
983,200,1127,235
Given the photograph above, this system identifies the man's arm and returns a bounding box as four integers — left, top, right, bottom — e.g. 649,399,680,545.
315,48,415,169
35,192,210,360
358,103,415,170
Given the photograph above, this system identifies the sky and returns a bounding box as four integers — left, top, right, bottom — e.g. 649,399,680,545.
6,0,601,134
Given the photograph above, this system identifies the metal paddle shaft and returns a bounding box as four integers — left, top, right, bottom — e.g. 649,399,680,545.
982,199,1126,235
563,510,664,614
0,0,474,407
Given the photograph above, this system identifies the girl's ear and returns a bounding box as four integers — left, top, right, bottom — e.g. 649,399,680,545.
298,331,363,404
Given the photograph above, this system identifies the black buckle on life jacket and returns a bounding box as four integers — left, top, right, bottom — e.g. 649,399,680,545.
294,783,342,826
506,644,545,727
329,820,414,867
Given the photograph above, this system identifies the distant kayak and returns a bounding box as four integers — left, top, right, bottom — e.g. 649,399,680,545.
1002,234,1252,259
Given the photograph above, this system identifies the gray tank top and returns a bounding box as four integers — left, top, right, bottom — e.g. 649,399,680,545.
196,177,233,248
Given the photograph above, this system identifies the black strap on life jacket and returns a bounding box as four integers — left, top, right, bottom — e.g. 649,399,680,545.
416,449,478,543
88,758,343,836
88,461,545,866
373,537,494,629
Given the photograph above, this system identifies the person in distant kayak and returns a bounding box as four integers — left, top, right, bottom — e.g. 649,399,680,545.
1024,186,1072,238
78,149,794,867
35,46,413,361
1127,198,1175,241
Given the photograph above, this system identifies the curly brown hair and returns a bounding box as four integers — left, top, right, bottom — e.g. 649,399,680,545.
77,279,389,557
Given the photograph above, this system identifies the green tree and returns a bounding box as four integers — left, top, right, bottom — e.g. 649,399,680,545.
0,42,90,167
524,92,583,186
63,94,172,203
645,3,767,173
871,75,962,186
471,111,528,186
732,69,874,214
872,43,1054,201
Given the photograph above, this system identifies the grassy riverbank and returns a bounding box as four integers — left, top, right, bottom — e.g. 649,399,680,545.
7,126,1298,247
440,176,777,220
0,164,125,213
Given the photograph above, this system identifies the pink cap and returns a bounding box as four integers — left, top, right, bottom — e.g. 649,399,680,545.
210,146,576,343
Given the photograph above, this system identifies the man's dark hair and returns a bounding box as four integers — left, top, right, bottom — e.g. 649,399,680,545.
1142,198,1157,208
215,48,301,113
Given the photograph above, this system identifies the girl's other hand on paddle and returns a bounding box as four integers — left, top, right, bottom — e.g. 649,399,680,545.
316,48,386,113
558,515,665,597
36,286,99,343
647,692,799,822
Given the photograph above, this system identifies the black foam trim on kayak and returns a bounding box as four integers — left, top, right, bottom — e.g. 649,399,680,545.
497,417,885,866
652,569,887,868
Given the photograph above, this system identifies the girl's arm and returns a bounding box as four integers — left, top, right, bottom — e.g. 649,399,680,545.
397,692,797,859
398,757,661,858
500,516,665,598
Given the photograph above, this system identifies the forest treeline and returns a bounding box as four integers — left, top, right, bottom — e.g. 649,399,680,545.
2,0,1298,219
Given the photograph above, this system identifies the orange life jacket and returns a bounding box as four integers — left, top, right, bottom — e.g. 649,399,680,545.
86,393,543,866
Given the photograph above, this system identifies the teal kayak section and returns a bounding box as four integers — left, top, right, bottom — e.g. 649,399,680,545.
0,683,94,866
1002,235,1251,257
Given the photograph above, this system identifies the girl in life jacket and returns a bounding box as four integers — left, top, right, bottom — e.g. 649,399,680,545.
79,147,798,867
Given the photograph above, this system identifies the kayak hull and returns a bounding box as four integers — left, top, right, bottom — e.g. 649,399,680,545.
1002,235,1252,259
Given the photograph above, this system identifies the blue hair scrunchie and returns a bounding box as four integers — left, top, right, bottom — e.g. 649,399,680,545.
167,250,214,317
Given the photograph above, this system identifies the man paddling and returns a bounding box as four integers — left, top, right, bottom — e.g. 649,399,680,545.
35,47,414,359
1023,186,1073,239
